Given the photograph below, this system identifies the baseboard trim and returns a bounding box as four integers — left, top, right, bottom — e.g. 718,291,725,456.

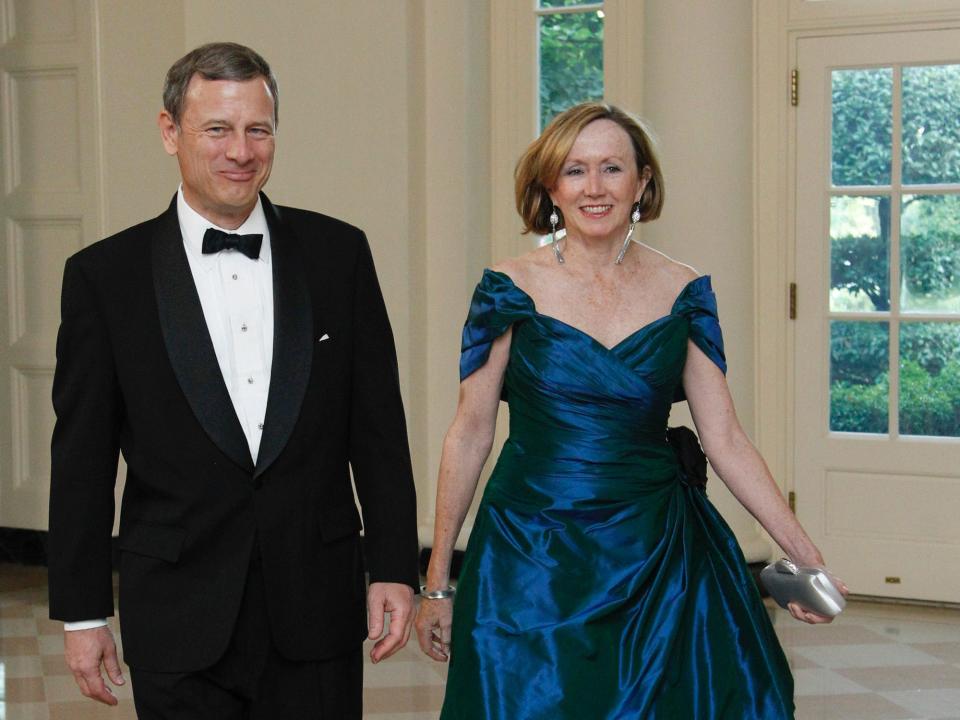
0,527,48,565
418,547,465,580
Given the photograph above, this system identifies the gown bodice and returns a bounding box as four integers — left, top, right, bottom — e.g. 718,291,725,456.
461,270,726,475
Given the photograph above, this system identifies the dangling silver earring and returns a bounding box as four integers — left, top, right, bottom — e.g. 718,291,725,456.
550,206,565,264
615,202,642,265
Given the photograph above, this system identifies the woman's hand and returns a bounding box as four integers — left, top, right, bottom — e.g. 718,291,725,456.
786,569,849,625
415,596,454,661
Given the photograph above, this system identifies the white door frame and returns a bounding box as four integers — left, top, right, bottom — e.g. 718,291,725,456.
0,0,104,530
753,0,960,531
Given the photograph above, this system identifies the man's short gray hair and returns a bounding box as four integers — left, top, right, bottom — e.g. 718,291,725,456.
163,42,279,126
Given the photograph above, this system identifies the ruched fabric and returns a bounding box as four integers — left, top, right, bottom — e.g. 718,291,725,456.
442,270,793,719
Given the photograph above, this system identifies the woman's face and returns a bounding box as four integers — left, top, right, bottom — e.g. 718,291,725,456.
549,119,648,246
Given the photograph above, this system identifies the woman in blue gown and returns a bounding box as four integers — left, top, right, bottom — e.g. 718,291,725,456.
414,102,845,719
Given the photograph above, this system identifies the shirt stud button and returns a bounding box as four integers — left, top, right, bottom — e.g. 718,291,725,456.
241,323,248,332
247,377,254,384
257,423,264,430
232,273,238,280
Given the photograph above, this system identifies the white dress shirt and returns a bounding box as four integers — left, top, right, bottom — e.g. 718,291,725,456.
177,187,274,463
65,189,274,632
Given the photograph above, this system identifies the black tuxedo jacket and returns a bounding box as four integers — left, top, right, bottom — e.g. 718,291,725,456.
48,194,419,672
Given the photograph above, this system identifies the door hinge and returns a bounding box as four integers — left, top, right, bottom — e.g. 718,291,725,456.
788,491,796,513
789,283,797,319
790,68,799,106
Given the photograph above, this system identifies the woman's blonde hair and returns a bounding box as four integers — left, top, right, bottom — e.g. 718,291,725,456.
515,102,664,235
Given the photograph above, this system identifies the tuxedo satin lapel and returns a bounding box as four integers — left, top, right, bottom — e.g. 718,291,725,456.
254,196,313,478
151,197,255,473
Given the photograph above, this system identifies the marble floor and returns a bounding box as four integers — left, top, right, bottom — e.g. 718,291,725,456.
2,562,959,719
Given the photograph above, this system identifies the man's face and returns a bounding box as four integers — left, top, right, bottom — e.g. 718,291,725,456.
159,76,276,229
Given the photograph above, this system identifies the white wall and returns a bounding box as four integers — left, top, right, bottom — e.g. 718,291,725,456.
182,0,414,404
643,0,767,558
97,0,184,235
409,0,493,538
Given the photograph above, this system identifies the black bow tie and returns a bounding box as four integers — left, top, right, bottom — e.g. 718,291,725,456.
201,227,263,260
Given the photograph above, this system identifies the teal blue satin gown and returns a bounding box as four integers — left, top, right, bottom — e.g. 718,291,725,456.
440,270,794,719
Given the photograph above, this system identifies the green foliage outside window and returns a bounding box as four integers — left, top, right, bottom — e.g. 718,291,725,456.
539,11,604,130
830,66,960,436
831,322,960,435
831,233,890,312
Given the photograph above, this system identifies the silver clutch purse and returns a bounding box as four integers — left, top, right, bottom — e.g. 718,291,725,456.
760,559,846,617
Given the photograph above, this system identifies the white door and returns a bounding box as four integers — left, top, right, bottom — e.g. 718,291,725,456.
795,28,960,602
0,0,101,530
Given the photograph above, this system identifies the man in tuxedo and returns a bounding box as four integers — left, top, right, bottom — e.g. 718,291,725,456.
48,42,419,718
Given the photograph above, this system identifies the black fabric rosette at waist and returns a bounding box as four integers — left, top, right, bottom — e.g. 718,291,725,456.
666,425,708,489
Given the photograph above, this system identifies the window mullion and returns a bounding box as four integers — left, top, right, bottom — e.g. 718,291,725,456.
890,65,903,439
535,3,603,18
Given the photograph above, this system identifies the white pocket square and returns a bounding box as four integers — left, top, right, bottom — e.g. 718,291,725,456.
318,333,331,343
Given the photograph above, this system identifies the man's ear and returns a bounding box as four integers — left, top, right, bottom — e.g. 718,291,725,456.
158,111,179,156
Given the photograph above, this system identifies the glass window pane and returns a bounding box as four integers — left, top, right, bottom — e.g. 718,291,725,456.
830,321,889,434
900,194,960,313
539,11,604,130
832,68,892,186
830,195,890,311
903,65,960,185
900,322,960,437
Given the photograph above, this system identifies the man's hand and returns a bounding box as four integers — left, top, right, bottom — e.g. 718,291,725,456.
367,582,415,663
64,625,125,705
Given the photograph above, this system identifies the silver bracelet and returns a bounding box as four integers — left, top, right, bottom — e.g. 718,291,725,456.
420,585,456,600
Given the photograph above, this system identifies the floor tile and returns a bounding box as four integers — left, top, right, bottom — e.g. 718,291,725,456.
47,699,137,720
43,674,132,704
364,684,445,714
776,623,890,647
839,664,960,691
794,642,943,669
785,649,820,669
852,617,960,644
794,692,915,719
0,701,51,720
39,654,69,677
0,655,43,678
0,605,34,619
364,658,448,688
792,667,871,696
0,637,39,657
1,619,41,638
35,637,62,657
912,642,960,664
33,618,60,637
3,677,46,703
881,689,960,718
